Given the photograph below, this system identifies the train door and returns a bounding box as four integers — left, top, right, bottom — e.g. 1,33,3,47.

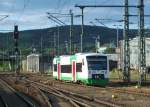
72,61,76,81
57,62,61,80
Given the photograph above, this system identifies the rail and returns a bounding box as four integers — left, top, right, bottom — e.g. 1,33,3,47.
0,79,36,107
0,95,8,107
26,79,122,107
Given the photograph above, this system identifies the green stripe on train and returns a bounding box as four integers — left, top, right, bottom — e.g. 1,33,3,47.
79,78,109,86
61,74,72,80
55,74,108,86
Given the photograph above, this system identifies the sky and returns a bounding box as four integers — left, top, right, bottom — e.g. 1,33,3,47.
0,0,150,31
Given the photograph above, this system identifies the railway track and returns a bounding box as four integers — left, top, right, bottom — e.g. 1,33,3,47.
0,78,38,107
26,79,122,107
42,79,150,98
1,73,150,107
0,95,8,107
4,73,150,98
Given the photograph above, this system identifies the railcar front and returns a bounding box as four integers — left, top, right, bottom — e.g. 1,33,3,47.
85,54,109,86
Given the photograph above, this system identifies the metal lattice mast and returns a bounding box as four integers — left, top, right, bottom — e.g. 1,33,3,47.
138,0,146,86
123,0,130,82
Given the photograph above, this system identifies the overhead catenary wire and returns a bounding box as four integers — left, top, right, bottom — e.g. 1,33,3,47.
47,16,63,26
47,13,67,25
95,18,108,28
14,0,30,25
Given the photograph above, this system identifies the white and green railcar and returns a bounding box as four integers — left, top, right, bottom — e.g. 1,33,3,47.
53,53,109,86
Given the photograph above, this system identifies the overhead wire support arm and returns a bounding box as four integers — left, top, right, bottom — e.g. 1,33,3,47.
95,19,108,28
49,15,67,25
95,18,124,22
47,13,67,25
47,16,63,26
46,12,70,16
0,15,9,21
125,14,150,17
75,4,138,8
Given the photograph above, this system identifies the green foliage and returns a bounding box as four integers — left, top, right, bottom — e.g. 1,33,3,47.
105,47,115,54
0,25,139,56
21,48,32,55
0,61,10,71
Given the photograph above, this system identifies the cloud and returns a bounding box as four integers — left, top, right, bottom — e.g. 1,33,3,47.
0,0,15,7
0,0,150,31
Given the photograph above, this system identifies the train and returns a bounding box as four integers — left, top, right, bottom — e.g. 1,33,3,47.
53,53,109,86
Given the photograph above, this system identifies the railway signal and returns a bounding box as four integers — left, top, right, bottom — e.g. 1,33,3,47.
14,25,19,39
13,25,20,74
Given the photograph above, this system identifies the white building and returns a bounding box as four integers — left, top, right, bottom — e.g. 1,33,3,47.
129,37,150,69
120,37,150,69
27,54,39,72
106,54,119,61
97,47,107,53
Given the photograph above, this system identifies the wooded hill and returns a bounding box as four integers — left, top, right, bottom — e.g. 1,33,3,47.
0,25,140,55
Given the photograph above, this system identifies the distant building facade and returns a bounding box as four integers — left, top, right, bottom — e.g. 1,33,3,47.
119,37,150,69
27,54,39,72
97,47,107,53
130,37,150,69
25,54,52,73
106,54,119,70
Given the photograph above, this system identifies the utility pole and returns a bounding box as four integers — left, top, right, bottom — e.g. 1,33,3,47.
53,32,56,57
40,35,44,73
95,35,100,53
113,24,122,48
138,0,146,86
65,41,69,54
123,0,130,82
2,37,4,71
80,7,84,52
69,10,74,53
57,26,60,56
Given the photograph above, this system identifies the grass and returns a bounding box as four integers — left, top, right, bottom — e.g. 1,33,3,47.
0,62,11,71
109,69,150,81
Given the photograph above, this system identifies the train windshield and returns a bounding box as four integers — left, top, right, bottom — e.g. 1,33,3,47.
86,56,107,70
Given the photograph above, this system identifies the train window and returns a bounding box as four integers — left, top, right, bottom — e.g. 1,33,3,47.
86,56,107,61
88,61,107,70
54,64,57,72
61,65,72,73
76,63,82,72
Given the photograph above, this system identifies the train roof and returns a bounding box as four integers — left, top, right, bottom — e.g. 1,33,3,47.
75,53,107,56
59,55,71,57
53,53,107,60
